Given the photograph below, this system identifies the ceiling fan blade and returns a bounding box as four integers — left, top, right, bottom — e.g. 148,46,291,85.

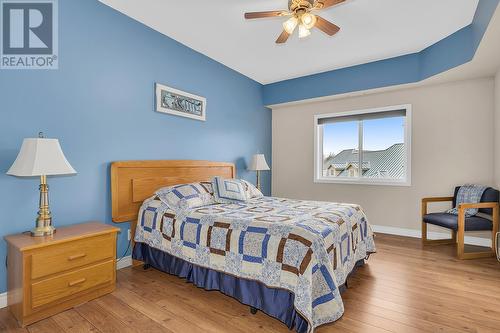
275,30,290,44
315,16,340,36
314,0,345,9
244,11,288,19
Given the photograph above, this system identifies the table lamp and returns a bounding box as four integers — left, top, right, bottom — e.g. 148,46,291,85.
7,133,76,236
248,154,270,191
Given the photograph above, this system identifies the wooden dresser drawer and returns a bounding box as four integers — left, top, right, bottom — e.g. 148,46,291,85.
31,260,114,309
31,233,114,279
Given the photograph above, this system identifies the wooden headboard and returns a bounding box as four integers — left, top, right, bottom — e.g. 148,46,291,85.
111,160,235,223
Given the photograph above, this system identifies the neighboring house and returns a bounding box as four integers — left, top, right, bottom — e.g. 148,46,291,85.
323,143,405,179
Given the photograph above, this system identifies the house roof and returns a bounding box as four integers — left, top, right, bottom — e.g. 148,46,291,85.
324,143,405,179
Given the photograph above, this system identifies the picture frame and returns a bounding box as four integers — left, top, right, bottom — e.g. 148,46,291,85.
155,83,206,121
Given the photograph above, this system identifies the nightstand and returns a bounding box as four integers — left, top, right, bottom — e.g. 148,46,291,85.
4,221,119,327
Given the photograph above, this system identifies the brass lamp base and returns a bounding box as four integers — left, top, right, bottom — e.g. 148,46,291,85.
32,175,55,237
256,170,262,192
31,225,56,237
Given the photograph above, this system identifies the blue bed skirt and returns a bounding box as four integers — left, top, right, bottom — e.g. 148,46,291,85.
133,242,365,333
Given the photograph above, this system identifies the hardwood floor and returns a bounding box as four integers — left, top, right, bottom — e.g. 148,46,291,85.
1,233,500,333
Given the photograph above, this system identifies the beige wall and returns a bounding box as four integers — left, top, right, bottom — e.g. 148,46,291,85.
495,70,500,188
272,78,495,235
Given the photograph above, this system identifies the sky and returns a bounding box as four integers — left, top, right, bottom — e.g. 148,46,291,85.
323,116,405,156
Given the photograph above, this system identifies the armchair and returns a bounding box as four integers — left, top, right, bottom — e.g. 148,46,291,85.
421,187,499,260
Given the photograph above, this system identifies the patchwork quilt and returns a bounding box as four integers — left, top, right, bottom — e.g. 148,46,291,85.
135,196,376,332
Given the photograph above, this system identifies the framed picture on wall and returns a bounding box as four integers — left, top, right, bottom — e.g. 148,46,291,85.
155,83,206,121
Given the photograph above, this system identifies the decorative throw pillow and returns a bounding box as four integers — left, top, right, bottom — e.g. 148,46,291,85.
156,182,215,211
242,180,264,199
212,176,249,203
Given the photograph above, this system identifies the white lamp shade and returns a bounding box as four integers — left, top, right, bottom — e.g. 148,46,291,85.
249,154,270,171
7,138,76,177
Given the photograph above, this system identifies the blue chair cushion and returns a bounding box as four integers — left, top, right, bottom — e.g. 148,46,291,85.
423,213,492,231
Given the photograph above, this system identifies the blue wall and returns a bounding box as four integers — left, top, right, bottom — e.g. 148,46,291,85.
263,0,499,105
0,1,271,293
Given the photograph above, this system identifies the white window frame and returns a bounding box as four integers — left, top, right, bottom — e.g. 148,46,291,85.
314,104,412,186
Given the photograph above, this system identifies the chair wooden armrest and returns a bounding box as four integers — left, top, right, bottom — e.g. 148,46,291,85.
456,202,499,259
421,197,454,204
421,196,455,246
458,202,499,210
421,196,453,216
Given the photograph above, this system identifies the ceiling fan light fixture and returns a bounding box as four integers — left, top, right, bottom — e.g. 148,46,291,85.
301,12,317,29
283,16,299,34
244,0,344,44
298,24,311,38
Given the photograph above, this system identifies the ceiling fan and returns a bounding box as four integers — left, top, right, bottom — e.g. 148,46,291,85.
244,0,345,44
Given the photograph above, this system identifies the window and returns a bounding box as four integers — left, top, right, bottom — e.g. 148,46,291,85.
314,105,411,186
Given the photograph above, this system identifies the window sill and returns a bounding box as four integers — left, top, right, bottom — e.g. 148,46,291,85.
314,177,411,187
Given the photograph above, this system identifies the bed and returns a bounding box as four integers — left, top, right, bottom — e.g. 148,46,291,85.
111,160,375,333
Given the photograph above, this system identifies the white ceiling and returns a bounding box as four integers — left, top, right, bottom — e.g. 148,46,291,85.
100,0,479,84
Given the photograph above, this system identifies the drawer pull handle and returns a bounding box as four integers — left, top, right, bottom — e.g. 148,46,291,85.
68,253,86,261
68,278,86,287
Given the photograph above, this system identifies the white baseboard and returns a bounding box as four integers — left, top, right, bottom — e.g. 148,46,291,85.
116,255,133,270
372,225,492,247
0,256,134,310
